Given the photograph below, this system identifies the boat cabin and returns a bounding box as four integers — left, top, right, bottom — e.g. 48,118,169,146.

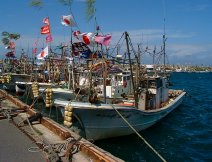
92,71,132,99
138,76,169,110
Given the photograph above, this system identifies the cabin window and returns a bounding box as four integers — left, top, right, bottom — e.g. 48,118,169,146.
123,76,130,81
106,79,111,86
149,80,156,88
150,82,156,88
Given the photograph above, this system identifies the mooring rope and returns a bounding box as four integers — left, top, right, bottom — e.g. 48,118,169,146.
111,105,167,162
17,109,81,161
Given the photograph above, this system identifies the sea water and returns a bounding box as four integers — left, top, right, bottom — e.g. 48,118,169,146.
94,72,212,162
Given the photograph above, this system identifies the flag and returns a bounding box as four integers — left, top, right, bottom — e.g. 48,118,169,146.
46,34,53,43
43,17,50,25
73,31,95,46
61,15,76,26
5,42,16,49
32,48,37,54
78,32,95,45
41,25,50,34
36,46,48,60
72,42,91,57
6,51,15,58
32,39,39,54
73,30,81,39
95,35,112,46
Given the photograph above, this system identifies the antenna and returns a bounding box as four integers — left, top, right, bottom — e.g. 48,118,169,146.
162,0,167,74
163,0,166,36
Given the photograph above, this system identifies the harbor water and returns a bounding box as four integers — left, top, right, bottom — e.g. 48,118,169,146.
2,72,212,162
94,72,212,162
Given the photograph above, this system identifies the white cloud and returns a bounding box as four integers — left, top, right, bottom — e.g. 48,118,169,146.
1,28,211,65
108,29,195,46
177,3,209,12
188,4,209,11
168,44,212,57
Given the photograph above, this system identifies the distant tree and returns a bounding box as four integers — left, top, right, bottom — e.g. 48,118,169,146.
1,31,20,46
58,0,73,6
29,0,43,8
85,0,96,22
29,0,96,22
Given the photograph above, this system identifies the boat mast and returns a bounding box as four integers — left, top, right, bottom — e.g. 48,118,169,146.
136,44,141,88
125,32,138,108
162,1,167,77
67,25,75,91
103,59,107,103
163,30,166,76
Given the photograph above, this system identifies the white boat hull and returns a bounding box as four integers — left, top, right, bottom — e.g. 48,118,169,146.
39,87,74,103
55,91,186,141
6,74,31,92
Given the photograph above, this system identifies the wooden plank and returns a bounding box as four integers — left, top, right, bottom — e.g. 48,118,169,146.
41,117,72,140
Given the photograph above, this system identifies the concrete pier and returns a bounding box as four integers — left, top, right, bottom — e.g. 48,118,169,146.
0,119,45,162
0,90,124,162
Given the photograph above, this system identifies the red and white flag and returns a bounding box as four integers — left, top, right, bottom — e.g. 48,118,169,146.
95,35,112,46
78,32,95,45
43,17,50,25
61,15,76,26
41,25,50,34
36,46,48,59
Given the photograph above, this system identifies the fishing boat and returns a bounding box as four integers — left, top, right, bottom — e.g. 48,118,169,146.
1,49,32,93
2,73,31,92
55,66,185,142
55,74,186,141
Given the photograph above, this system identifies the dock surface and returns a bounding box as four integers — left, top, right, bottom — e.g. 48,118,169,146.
0,119,45,162
0,89,124,162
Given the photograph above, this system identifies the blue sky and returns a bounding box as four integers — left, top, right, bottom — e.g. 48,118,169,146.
0,0,212,65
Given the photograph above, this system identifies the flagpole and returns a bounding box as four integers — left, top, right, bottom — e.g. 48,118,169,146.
61,12,79,90
69,26,75,91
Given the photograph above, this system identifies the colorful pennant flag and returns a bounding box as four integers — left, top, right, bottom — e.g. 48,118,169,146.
32,39,39,54
95,35,112,46
32,48,37,54
72,42,91,57
41,25,50,34
43,17,50,25
46,34,53,43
